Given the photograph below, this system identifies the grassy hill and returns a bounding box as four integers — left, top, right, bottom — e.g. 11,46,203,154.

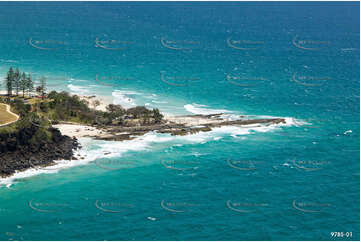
0,103,18,126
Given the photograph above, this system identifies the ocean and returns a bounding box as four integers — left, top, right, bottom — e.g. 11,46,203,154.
0,2,359,241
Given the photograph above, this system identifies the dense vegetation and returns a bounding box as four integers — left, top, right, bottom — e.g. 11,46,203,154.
0,68,164,175
43,91,163,126
1,67,164,134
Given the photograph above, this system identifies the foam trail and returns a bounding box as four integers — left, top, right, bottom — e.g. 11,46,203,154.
68,84,94,96
112,90,142,108
0,116,302,186
184,103,232,115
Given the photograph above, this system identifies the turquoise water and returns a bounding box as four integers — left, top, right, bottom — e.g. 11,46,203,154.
0,2,359,240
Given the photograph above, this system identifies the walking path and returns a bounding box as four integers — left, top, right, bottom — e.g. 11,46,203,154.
0,103,19,127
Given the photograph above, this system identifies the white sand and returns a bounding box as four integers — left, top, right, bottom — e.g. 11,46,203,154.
53,123,110,138
78,95,110,112
164,115,224,126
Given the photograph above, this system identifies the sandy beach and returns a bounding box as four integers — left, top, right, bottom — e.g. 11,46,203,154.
53,123,112,138
78,95,110,112
53,113,229,139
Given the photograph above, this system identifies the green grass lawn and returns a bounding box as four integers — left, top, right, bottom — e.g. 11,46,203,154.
0,103,18,125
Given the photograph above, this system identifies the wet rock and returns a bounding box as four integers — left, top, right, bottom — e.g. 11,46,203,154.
0,127,80,177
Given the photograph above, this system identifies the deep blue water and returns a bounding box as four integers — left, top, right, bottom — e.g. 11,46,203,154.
0,2,359,241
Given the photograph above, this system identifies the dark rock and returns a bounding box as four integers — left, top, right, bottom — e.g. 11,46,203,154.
0,126,79,177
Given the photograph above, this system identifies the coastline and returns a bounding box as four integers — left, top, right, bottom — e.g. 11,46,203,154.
53,112,289,141
0,114,296,186
0,90,295,185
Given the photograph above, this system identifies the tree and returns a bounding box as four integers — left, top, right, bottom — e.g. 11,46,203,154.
26,74,34,97
153,108,163,123
39,76,47,100
5,67,14,97
14,68,20,96
20,72,27,98
142,112,150,125
92,100,100,110
36,86,42,96
106,104,124,114
4,74,11,97
127,106,149,118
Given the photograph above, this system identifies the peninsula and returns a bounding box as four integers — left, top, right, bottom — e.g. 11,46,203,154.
0,67,286,177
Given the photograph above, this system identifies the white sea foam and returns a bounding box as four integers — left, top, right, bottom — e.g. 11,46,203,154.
0,133,171,186
67,84,94,96
112,90,141,108
0,138,97,186
0,59,18,63
341,48,357,52
152,100,168,104
0,102,302,187
184,103,232,115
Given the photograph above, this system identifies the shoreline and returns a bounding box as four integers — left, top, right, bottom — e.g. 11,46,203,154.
0,90,293,183
54,113,288,141
1,115,294,185
0,127,80,179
